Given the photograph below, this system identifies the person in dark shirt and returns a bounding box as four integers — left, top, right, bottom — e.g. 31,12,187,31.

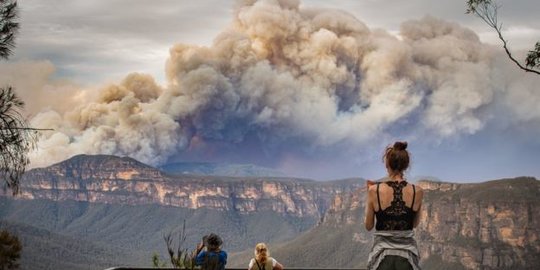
364,141,424,270
194,233,227,270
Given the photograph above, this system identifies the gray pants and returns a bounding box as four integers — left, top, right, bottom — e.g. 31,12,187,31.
376,255,413,270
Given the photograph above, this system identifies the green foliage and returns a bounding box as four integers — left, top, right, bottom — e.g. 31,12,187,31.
0,86,37,195
465,0,492,14
0,0,39,195
159,220,196,269
152,252,167,268
525,42,540,69
0,229,21,270
0,0,18,60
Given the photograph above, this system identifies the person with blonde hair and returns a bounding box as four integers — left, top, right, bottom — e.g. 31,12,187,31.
364,141,424,270
248,243,283,270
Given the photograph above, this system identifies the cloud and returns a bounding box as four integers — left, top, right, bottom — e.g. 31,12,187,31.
4,0,538,176
14,0,232,84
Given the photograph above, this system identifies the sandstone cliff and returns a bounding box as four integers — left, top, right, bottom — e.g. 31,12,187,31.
4,154,363,218
415,178,540,269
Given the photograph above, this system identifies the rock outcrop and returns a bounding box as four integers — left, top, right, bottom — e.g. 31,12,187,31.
415,178,540,269
4,154,363,218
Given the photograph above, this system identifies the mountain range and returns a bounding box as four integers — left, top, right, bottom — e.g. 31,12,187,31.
0,154,538,270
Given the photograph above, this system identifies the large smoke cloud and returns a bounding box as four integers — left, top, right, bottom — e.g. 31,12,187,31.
7,0,539,174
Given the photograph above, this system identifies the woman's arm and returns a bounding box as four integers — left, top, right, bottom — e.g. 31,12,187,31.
192,241,204,263
272,258,283,270
364,185,376,231
413,186,424,228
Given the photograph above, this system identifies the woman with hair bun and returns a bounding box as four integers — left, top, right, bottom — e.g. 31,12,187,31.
248,243,283,270
364,141,424,270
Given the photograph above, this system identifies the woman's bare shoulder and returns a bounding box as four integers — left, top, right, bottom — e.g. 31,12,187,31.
368,183,379,194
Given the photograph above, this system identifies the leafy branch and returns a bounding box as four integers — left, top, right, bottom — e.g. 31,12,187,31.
0,86,38,195
466,0,540,75
0,0,18,59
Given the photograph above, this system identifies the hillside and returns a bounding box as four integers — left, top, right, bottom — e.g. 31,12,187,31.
14,154,362,218
0,197,316,254
0,220,144,270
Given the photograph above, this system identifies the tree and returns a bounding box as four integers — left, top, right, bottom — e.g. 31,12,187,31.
162,221,195,269
0,0,38,195
0,229,21,270
0,87,37,195
153,220,195,269
466,0,540,75
0,0,17,60
0,2,37,269
152,252,167,268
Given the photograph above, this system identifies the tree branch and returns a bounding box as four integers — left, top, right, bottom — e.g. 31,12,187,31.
467,0,540,75
495,25,540,75
0,127,53,131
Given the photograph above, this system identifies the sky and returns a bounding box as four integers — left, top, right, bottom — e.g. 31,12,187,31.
3,0,540,182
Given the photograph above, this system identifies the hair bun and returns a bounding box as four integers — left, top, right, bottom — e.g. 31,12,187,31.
393,141,408,151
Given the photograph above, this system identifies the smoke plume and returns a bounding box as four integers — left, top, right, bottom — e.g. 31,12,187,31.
6,0,539,177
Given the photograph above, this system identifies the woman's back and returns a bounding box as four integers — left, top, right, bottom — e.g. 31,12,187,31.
374,181,420,212
373,181,420,231
250,257,274,270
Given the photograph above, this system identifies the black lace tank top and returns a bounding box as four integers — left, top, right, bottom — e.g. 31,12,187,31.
374,181,417,231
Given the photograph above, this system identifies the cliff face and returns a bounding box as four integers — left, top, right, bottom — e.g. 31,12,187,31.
317,178,540,270
4,155,362,218
415,178,540,269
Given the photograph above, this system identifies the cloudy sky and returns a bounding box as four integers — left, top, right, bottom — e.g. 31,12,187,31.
4,0,540,182
12,0,540,84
